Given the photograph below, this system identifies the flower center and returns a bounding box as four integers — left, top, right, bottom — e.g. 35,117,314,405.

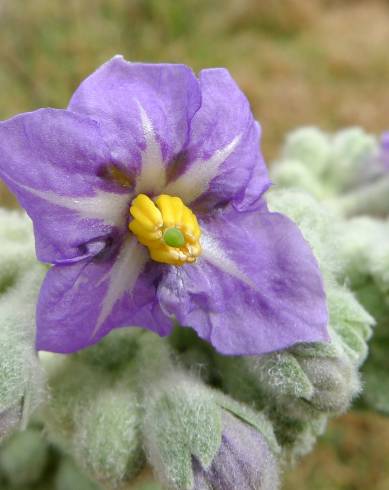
129,194,202,266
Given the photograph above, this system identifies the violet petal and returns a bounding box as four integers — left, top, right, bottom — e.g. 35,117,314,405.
165,69,270,211
68,55,202,191
158,206,328,355
0,108,130,263
36,238,171,353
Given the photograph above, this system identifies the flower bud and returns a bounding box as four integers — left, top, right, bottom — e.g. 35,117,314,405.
143,370,280,490
294,356,359,415
217,332,361,425
192,412,279,490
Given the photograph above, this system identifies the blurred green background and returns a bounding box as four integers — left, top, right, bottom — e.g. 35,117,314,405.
1,0,389,488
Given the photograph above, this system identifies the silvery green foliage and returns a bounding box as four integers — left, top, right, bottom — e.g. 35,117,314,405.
41,330,145,488
0,406,21,442
281,127,331,176
328,128,378,190
339,217,389,292
143,372,223,490
274,126,377,193
0,210,47,441
132,329,279,490
73,384,143,484
142,365,279,490
272,126,389,217
337,217,389,414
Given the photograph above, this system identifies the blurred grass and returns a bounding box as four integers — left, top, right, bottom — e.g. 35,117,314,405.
1,0,389,154
284,411,389,490
1,1,389,488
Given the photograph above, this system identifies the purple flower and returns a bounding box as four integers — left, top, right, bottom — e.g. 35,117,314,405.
0,56,328,355
192,412,280,490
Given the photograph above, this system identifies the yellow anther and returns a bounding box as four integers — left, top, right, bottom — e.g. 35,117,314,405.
129,220,163,245
150,247,187,266
129,194,163,231
155,194,176,228
181,206,201,241
129,194,202,266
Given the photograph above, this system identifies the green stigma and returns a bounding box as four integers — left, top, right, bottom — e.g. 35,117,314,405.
163,227,185,248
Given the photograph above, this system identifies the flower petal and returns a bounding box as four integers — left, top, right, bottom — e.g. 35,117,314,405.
164,69,270,210
158,207,328,355
0,108,131,263
68,56,202,195
36,237,171,353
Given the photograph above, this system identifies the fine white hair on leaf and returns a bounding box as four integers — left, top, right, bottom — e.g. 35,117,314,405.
164,134,242,204
0,264,47,439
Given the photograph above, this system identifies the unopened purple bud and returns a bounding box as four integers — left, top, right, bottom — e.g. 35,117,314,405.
192,412,279,490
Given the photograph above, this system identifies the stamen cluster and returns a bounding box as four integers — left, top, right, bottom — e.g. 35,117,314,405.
129,194,202,266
